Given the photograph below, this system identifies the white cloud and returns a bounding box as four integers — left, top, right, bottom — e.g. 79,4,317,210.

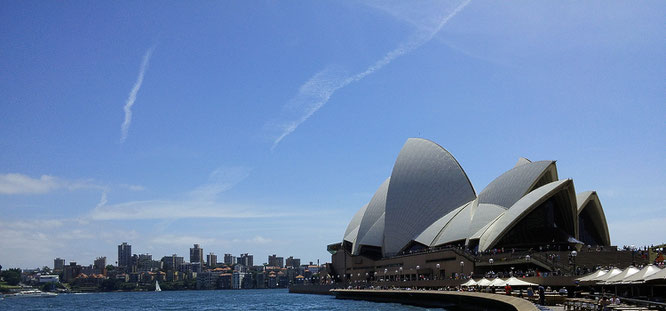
90,166,261,220
0,173,59,194
89,199,285,220
120,46,155,143
0,173,105,195
96,192,108,208
269,0,470,150
0,219,64,230
120,184,145,191
188,166,252,200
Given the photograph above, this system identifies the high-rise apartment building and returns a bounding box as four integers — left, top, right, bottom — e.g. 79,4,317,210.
161,254,184,271
285,256,300,268
206,253,217,267
118,242,131,269
190,244,204,265
224,253,235,265
239,253,253,267
54,258,65,271
93,257,107,275
268,254,284,268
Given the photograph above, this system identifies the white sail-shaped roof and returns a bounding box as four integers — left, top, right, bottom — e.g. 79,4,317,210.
576,191,611,246
602,266,639,284
477,160,557,208
432,201,505,247
621,265,661,284
353,178,390,254
478,179,577,251
384,138,476,256
515,157,532,167
469,214,503,242
355,213,385,252
476,278,492,286
414,203,468,246
343,204,368,245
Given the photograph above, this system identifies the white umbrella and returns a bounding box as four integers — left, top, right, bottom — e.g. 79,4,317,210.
602,266,639,284
621,265,661,284
488,278,507,287
591,268,622,282
461,279,478,287
644,267,666,282
504,277,537,286
577,269,607,282
476,278,492,286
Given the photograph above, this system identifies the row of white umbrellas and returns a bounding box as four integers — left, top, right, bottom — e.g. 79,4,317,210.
576,264,665,284
461,277,537,287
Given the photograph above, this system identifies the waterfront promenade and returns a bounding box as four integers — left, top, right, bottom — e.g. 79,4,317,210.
332,289,540,311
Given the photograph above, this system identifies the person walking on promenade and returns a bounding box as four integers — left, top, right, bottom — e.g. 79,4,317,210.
538,285,545,305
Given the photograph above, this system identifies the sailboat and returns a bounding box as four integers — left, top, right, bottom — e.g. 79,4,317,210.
155,280,162,292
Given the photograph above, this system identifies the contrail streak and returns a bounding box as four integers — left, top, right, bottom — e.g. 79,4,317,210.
120,47,154,143
271,0,470,150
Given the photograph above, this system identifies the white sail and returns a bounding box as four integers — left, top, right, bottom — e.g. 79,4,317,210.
155,280,162,292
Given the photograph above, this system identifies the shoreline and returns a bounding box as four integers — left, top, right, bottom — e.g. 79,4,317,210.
331,289,539,311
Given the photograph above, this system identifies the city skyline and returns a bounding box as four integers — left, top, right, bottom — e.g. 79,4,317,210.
1,1,665,268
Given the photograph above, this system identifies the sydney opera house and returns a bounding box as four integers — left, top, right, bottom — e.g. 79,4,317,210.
327,138,621,283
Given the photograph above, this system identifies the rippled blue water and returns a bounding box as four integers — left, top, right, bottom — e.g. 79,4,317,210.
1,289,446,310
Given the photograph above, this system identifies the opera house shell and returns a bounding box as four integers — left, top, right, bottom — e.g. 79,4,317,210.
342,138,610,259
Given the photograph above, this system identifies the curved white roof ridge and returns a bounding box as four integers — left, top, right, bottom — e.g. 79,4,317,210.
344,226,360,245
384,138,477,256
343,203,368,244
576,191,611,246
432,201,505,247
478,160,557,208
478,179,576,251
355,212,385,254
515,157,532,167
468,213,503,242
414,201,470,246
354,178,390,252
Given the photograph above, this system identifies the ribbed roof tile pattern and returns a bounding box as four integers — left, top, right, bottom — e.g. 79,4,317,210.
353,178,390,254
477,161,555,208
356,213,385,250
414,203,467,246
433,201,505,246
384,138,476,255
343,203,367,244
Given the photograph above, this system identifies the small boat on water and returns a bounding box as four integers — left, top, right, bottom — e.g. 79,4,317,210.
155,280,161,292
4,289,57,298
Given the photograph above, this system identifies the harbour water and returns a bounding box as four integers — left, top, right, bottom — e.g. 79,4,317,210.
1,289,445,310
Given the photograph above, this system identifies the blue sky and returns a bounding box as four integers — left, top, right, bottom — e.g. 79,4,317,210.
1,1,664,269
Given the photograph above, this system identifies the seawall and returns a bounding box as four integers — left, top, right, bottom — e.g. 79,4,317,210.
288,284,338,295
331,289,539,311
